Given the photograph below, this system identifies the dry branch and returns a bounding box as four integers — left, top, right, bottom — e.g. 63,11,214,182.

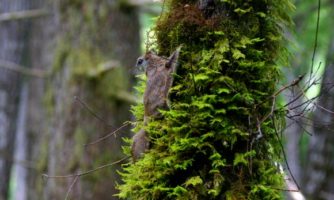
0,9,48,22
0,60,48,78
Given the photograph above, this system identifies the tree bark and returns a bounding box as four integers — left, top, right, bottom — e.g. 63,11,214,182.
304,34,334,200
11,83,29,200
1,0,140,199
45,1,140,199
0,1,32,199
24,1,56,199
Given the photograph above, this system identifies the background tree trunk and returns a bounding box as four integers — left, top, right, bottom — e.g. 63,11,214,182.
282,0,334,199
0,1,32,199
303,33,334,200
23,1,56,200
45,1,140,199
1,0,140,199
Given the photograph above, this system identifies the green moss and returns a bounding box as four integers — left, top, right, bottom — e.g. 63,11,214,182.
52,39,71,74
35,135,49,173
51,0,131,102
119,0,294,199
65,128,87,171
43,84,55,117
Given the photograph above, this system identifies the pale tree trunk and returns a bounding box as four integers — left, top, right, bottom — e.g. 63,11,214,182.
303,34,334,199
0,1,32,199
45,1,140,199
24,1,56,200
11,83,28,200
1,0,55,199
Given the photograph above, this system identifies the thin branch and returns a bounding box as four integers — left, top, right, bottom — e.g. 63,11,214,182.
269,187,300,192
283,74,320,108
288,95,319,111
285,115,313,136
273,74,305,97
291,78,334,115
64,176,79,200
127,0,158,7
313,102,334,114
256,74,305,120
0,59,48,78
84,122,131,147
42,156,130,179
309,0,321,79
74,96,113,127
257,98,275,132
272,116,301,190
0,9,48,22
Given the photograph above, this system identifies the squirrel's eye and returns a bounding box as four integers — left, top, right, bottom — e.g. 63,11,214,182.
137,58,144,65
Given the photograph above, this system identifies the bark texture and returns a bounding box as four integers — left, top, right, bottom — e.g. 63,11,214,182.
1,0,140,199
0,1,32,199
45,1,140,199
304,35,334,200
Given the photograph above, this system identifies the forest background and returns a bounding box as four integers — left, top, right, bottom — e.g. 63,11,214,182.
0,0,333,199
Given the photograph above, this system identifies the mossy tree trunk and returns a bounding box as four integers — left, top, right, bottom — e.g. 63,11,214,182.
119,0,294,199
45,0,140,199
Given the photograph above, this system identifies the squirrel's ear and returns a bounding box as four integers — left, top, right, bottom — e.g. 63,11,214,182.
165,48,180,69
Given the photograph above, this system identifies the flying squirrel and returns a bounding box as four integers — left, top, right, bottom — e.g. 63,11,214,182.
131,47,181,162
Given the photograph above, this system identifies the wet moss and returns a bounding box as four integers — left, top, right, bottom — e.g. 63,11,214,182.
120,0,294,199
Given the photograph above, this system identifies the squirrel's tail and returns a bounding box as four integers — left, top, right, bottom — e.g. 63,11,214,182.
131,129,149,162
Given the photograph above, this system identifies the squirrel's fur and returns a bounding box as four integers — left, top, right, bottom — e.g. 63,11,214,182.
131,48,180,162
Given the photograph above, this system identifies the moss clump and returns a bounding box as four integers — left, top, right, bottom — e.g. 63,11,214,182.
118,0,294,199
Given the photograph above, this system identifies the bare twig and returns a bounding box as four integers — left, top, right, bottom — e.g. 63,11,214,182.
64,176,79,200
43,156,130,199
308,0,321,81
285,115,313,136
42,156,130,179
259,97,276,125
255,74,305,124
313,102,334,114
272,116,301,190
0,59,48,78
127,0,158,7
269,187,300,192
273,74,305,97
84,122,131,147
0,9,48,22
283,73,320,109
287,94,319,112
74,96,113,127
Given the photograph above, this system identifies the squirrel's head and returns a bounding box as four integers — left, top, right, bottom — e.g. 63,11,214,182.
136,48,180,78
